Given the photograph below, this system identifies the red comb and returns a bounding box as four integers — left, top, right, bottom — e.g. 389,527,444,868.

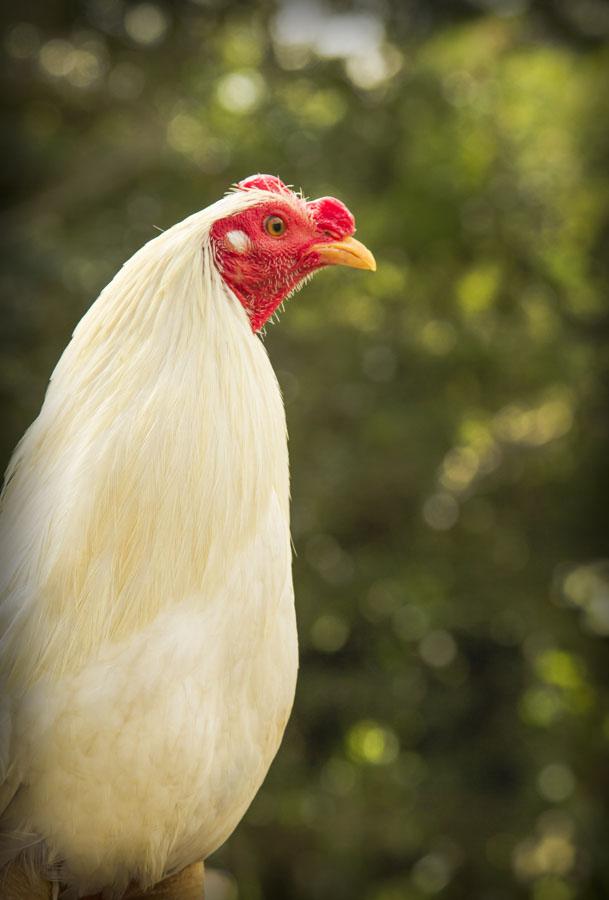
307,197,355,238
237,174,294,196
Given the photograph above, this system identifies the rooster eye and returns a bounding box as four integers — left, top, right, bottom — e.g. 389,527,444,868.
264,215,286,237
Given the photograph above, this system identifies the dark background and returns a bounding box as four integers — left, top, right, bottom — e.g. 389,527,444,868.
2,1,609,898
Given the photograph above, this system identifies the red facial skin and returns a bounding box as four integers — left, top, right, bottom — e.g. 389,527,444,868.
210,175,356,332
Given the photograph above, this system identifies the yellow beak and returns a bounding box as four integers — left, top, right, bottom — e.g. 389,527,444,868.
312,236,377,272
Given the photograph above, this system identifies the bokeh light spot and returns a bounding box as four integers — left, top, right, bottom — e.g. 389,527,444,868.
419,630,457,667
124,3,169,45
422,492,459,531
216,70,265,114
346,721,399,766
5,22,40,59
310,613,349,653
411,852,452,893
537,763,576,802
519,687,563,727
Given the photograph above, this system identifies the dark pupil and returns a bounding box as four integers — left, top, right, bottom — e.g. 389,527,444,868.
272,219,282,233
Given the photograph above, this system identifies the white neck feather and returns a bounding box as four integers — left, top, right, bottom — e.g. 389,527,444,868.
0,190,290,686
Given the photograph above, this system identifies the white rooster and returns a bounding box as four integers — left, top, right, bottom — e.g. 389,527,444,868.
0,174,375,899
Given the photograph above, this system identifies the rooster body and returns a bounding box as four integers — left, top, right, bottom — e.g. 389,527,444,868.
0,178,374,896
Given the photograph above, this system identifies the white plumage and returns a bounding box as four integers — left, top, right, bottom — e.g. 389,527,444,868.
0,187,298,896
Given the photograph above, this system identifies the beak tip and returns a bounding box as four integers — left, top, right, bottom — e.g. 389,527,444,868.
360,249,376,272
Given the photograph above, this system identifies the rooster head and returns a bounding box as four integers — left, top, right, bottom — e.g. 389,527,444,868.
210,174,376,331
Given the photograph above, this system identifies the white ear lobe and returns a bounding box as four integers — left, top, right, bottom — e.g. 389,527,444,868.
226,230,251,253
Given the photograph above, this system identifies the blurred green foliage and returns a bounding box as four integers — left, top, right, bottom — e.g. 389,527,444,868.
2,1,609,898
